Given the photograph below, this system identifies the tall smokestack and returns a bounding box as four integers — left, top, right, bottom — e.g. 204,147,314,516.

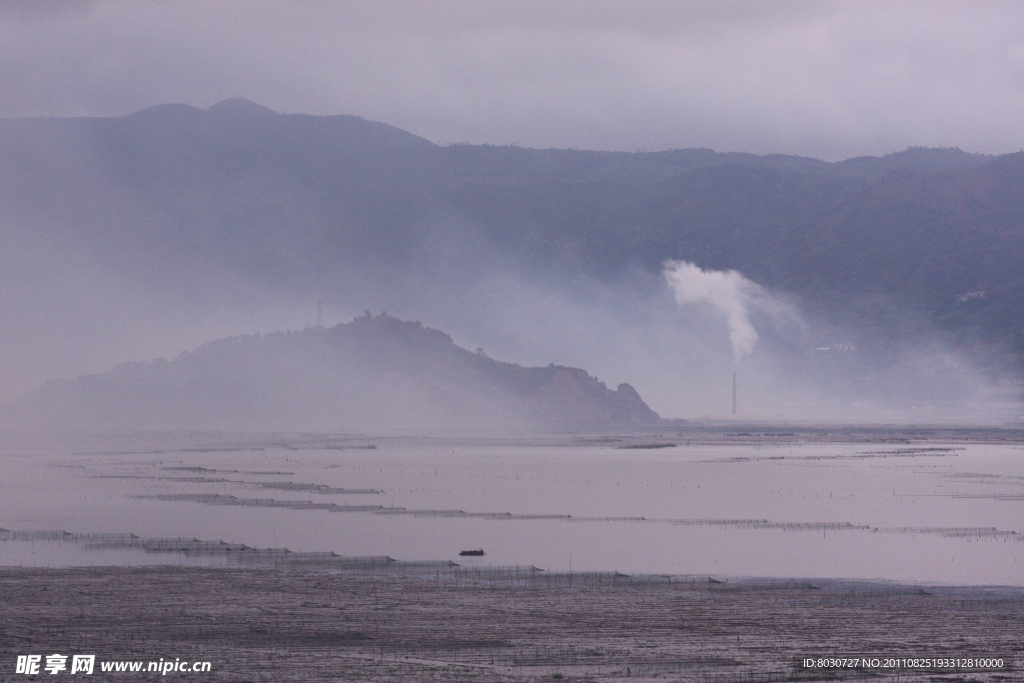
732,371,737,416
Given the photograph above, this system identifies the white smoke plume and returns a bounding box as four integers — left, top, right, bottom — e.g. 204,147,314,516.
663,260,763,360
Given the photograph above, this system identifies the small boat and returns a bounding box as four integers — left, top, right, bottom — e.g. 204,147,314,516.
459,549,485,556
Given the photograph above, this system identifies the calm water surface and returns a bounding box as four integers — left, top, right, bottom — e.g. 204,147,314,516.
1,431,1022,584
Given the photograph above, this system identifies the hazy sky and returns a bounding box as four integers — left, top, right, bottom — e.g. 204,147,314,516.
3,1,1024,158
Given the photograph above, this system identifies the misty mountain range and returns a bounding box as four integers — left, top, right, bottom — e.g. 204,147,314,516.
6,313,659,431
1,98,1022,421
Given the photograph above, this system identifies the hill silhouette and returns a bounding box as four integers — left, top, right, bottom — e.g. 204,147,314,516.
6,314,660,431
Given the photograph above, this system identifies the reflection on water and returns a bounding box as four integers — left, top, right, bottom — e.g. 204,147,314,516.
1,431,1022,583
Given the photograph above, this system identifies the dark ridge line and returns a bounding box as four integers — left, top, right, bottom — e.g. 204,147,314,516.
92,474,380,494
1,529,730,583
181,447,264,453
701,449,963,463
0,530,139,541
130,495,1024,538
161,476,234,483
857,447,963,454
5,531,1020,591
138,494,570,519
162,466,239,473
92,475,232,482
873,526,1019,537
256,482,382,494
73,450,166,456
0,530,449,568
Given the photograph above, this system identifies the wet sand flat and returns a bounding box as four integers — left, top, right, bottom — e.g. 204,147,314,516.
2,565,1022,682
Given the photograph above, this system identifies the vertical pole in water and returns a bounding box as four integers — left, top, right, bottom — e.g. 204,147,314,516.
732,370,737,416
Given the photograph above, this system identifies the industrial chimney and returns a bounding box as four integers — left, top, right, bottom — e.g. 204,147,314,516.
732,371,737,416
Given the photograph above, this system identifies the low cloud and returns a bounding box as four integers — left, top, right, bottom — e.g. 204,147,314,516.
1,1,1024,158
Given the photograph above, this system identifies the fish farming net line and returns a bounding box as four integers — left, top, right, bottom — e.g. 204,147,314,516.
0,529,730,584
92,474,380,494
123,495,1024,540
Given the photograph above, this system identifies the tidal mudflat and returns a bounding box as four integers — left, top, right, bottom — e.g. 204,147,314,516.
2,565,1022,682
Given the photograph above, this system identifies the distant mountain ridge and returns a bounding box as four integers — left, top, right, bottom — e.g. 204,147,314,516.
5,314,660,431
1,98,1021,382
